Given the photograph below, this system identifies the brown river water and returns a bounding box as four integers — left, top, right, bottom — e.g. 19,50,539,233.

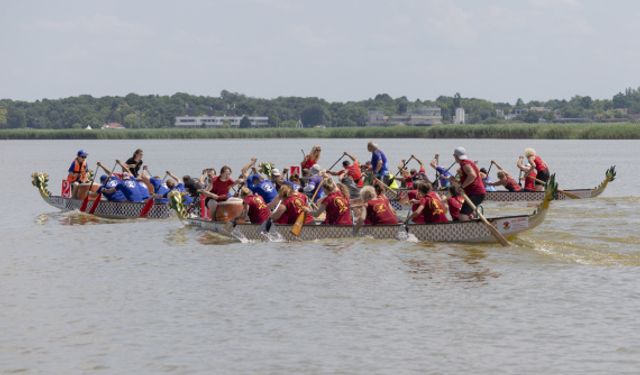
1,138,639,374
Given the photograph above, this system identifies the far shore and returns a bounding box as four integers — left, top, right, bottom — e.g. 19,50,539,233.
1,123,639,140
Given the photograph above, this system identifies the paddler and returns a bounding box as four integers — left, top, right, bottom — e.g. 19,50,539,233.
302,165,325,203
238,187,271,225
328,152,364,188
303,179,352,225
97,162,143,202
301,145,322,170
270,185,314,225
488,161,522,192
516,156,536,191
405,182,448,224
451,147,486,221
67,149,89,198
524,148,550,190
446,186,465,221
96,174,126,202
356,186,399,225
429,154,452,189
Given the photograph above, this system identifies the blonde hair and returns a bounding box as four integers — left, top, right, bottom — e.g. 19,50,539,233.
322,178,336,192
278,184,293,199
360,185,376,202
497,171,507,179
239,186,252,198
524,148,536,157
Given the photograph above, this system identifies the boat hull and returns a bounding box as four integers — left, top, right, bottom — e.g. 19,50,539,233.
184,207,545,243
44,195,175,219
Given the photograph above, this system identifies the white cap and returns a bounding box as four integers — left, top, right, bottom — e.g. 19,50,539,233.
271,168,282,176
310,164,321,175
453,146,468,160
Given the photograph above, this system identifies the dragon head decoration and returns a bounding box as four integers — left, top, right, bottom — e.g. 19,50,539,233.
31,172,52,199
541,173,558,210
605,165,616,182
168,190,188,220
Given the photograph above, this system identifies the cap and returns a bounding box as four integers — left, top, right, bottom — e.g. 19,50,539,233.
310,164,321,175
453,146,468,160
77,149,88,157
271,168,282,177
100,175,108,182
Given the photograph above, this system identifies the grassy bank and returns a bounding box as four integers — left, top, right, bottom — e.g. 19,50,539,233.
1,123,639,140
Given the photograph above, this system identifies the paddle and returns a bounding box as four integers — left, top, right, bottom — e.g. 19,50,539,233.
327,153,346,172
89,161,117,214
455,184,510,246
394,155,414,178
79,163,100,212
139,171,169,218
291,177,325,236
260,198,283,233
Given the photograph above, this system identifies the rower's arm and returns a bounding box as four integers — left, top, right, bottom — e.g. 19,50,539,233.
97,162,112,176
461,164,477,189
117,160,133,174
241,158,257,176
306,202,327,218
406,203,425,223
166,171,179,182
270,204,286,221
429,154,439,170
517,157,533,173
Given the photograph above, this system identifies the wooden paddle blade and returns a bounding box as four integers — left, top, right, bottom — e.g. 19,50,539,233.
481,216,510,247
290,212,306,236
79,195,90,212
139,198,155,218
88,193,102,214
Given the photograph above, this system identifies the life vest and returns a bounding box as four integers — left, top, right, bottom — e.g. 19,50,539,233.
459,159,486,196
346,161,363,187
67,159,87,183
324,191,352,225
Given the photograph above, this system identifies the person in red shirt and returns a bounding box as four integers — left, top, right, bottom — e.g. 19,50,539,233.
488,161,522,192
446,186,465,221
199,165,240,216
329,152,364,188
305,179,352,225
238,187,271,224
271,185,314,225
405,182,448,224
450,147,486,221
524,148,550,191
301,145,322,170
356,186,399,225
517,156,537,192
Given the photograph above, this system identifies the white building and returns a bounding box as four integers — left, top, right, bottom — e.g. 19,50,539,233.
366,107,442,126
174,115,269,128
454,107,466,124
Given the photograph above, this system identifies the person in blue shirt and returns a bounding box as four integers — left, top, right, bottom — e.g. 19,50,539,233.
97,174,127,202
115,173,144,202
246,173,278,203
302,165,325,202
429,154,453,189
367,141,389,183
480,167,497,192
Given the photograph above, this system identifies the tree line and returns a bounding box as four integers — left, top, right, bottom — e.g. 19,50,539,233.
1,88,640,129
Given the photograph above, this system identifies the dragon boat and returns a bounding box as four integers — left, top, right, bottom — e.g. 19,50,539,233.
386,166,616,206
31,172,177,219
167,175,558,244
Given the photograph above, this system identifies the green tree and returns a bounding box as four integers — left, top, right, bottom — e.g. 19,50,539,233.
300,105,326,127
7,108,26,128
0,107,7,128
239,115,252,128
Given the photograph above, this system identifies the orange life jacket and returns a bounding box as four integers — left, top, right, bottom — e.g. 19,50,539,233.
67,159,87,183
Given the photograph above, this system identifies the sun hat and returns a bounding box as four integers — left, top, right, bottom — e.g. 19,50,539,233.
310,164,322,175
271,168,282,177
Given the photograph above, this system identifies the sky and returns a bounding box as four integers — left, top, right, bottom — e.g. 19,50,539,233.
2,0,640,104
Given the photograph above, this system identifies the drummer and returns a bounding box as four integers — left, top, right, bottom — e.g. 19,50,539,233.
199,165,241,215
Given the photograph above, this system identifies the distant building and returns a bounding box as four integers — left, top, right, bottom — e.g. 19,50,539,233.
366,107,442,126
495,109,505,119
102,122,125,130
454,107,466,124
529,106,551,113
174,115,269,128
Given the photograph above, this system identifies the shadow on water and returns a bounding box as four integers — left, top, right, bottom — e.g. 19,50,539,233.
35,211,122,226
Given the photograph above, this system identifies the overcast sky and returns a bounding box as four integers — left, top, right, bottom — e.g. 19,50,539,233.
2,0,639,104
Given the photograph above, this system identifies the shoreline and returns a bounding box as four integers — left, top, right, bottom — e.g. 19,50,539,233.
1,123,639,140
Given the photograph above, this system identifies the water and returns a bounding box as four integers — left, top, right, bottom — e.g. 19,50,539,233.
1,139,639,374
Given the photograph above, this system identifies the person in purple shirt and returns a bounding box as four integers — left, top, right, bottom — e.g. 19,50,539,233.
367,141,389,182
